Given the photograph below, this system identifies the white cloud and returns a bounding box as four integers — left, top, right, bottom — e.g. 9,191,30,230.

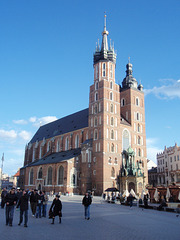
144,79,180,99
0,129,17,140
13,119,28,125
10,149,24,157
29,117,36,123
18,131,32,141
29,116,58,127
146,138,163,164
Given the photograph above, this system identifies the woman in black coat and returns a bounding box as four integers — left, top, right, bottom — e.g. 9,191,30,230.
49,195,62,224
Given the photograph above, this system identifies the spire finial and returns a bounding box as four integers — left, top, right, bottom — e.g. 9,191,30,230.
104,12,107,31
128,56,131,63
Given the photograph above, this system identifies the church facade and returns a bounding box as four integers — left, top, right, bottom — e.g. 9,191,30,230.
20,16,148,196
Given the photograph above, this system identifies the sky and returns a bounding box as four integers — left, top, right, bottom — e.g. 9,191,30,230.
0,0,180,176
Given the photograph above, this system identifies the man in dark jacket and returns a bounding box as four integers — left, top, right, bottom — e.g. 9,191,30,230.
1,188,7,208
5,188,18,226
82,192,92,220
30,189,38,216
16,190,29,227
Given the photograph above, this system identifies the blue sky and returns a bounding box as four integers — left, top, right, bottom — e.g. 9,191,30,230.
0,0,180,176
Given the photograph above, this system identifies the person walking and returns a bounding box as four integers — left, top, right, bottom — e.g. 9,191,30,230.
1,188,7,209
5,188,18,226
82,192,92,220
16,190,29,227
30,189,38,217
49,194,62,224
16,188,22,208
42,191,48,217
36,191,44,218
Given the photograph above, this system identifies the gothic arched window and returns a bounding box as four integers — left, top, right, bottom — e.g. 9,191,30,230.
47,167,52,185
75,135,79,148
111,130,114,140
71,174,76,186
65,137,69,150
110,104,113,113
38,167,43,179
56,140,60,152
111,117,114,126
58,166,64,185
29,168,34,185
47,141,51,152
123,129,130,151
110,92,113,101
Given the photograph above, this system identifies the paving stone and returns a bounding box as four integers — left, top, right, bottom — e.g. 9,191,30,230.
1,195,180,240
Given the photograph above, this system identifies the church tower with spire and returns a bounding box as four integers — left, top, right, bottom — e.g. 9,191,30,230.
88,15,147,195
89,15,121,194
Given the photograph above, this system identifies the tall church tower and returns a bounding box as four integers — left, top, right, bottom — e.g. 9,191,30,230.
88,15,147,195
89,15,122,195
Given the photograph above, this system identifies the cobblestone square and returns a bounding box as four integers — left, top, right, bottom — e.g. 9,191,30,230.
1,195,180,240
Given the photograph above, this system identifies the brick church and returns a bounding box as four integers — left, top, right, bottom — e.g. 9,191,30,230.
20,16,148,196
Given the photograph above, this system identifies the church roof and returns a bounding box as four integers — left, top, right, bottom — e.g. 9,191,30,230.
24,148,81,167
30,108,89,144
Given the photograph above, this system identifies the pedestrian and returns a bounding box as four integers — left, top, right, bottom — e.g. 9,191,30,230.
5,188,18,226
144,194,148,208
42,191,48,217
16,190,29,227
128,193,134,208
30,189,38,216
1,188,7,209
49,194,62,224
82,192,92,220
36,191,44,218
16,187,22,208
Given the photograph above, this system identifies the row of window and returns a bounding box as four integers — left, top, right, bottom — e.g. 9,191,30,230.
90,115,119,128
158,155,180,166
94,91,114,102
121,97,142,107
92,102,118,115
95,63,114,79
29,166,77,187
95,80,114,91
158,163,179,172
108,157,118,165
32,133,88,161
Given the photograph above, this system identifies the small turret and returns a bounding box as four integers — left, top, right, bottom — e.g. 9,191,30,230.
122,58,138,89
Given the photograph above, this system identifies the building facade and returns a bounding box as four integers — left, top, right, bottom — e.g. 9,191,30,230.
157,143,180,186
148,167,157,187
20,16,148,196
